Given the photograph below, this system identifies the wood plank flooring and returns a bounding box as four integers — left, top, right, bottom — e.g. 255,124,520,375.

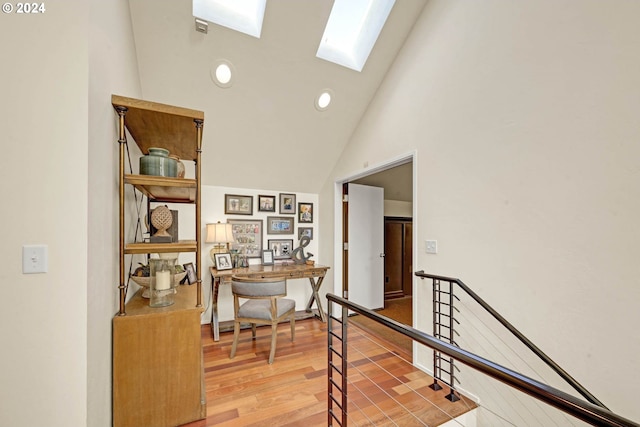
182,317,475,427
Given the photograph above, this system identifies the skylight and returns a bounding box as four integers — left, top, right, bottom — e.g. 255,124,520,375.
316,0,395,72
193,0,266,39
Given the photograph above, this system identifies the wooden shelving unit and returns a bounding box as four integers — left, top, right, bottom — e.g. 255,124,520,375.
111,94,206,427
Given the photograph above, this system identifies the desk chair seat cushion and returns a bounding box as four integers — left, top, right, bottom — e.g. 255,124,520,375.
238,298,295,320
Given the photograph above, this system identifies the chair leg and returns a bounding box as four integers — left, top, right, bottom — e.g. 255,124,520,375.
290,314,295,342
251,323,257,339
230,320,240,359
268,322,278,364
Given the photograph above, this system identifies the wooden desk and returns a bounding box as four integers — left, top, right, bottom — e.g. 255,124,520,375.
210,264,329,341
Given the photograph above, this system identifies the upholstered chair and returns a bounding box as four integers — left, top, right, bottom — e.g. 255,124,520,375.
229,276,296,364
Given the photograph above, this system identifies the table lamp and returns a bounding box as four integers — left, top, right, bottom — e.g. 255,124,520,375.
206,222,235,268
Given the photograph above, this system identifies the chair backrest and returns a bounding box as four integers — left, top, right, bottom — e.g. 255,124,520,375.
231,276,287,298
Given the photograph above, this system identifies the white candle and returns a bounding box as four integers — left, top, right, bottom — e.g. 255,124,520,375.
155,270,171,290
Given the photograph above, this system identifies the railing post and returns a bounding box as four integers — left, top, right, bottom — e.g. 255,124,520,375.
430,279,443,391
327,299,348,427
446,280,460,402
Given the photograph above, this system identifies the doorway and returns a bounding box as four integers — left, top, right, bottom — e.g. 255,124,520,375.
335,153,415,330
384,217,413,300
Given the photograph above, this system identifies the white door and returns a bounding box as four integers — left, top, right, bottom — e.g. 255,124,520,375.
347,183,384,310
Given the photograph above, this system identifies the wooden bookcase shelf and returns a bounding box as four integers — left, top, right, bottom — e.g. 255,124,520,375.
124,175,197,202
111,94,206,427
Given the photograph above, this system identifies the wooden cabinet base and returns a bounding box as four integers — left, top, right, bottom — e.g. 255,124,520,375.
113,286,205,427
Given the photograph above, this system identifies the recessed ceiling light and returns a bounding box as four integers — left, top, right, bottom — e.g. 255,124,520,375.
211,60,234,88
315,89,333,111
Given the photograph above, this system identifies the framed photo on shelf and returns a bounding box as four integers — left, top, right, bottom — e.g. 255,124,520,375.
228,219,263,258
214,253,233,270
262,249,274,266
298,202,313,223
279,193,296,214
183,262,197,284
225,194,253,215
258,195,276,212
298,227,313,240
267,216,294,234
268,239,294,259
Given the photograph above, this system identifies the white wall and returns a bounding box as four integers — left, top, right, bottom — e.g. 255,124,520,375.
88,0,142,425
320,0,640,423
385,200,412,218
0,2,88,426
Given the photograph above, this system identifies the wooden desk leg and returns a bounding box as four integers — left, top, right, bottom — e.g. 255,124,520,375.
211,277,221,341
305,275,327,322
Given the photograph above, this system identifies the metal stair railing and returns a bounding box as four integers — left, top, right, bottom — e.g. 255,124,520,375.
326,292,640,427
415,270,607,409
430,278,461,401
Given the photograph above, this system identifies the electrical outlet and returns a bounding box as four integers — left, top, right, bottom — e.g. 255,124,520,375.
23,244,48,274
425,240,438,254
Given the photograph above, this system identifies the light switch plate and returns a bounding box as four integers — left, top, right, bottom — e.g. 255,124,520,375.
425,240,438,254
23,244,48,274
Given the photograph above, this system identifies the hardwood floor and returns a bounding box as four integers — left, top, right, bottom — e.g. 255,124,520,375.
182,317,475,427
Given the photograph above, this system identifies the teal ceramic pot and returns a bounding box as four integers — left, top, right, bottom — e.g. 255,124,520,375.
140,147,177,177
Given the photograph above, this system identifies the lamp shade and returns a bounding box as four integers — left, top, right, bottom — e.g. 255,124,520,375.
206,222,234,244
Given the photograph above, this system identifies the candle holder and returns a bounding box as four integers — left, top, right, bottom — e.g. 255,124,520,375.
149,258,176,307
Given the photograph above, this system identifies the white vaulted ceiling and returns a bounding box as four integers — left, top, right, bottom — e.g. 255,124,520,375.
127,0,427,193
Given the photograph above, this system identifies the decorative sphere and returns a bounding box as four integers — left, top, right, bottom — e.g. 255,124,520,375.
151,206,173,236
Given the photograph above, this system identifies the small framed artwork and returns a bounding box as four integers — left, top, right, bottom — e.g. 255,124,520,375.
258,195,276,212
262,249,274,266
267,216,294,234
183,262,197,284
268,239,294,259
298,227,313,240
225,194,253,215
298,202,313,223
279,193,296,214
214,253,233,270
228,219,263,258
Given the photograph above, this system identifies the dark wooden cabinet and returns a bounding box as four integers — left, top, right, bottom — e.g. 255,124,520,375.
384,217,412,299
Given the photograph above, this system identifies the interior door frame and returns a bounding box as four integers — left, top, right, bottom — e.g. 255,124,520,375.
333,151,418,319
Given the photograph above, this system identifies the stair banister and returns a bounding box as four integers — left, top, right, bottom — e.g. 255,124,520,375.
415,270,607,409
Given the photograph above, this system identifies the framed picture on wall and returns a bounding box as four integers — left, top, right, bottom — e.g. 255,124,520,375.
298,227,313,240
228,219,263,258
225,194,253,215
279,193,296,214
258,195,276,212
298,202,313,223
268,239,294,259
267,216,294,234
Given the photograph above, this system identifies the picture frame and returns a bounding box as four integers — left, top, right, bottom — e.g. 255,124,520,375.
298,227,313,240
279,193,296,214
258,195,276,212
261,249,274,266
225,194,253,215
298,202,313,223
268,239,294,259
228,219,263,258
214,253,233,270
183,262,197,284
267,216,294,234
